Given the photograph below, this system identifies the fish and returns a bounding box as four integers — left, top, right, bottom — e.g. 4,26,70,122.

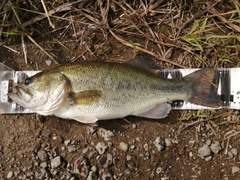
8,56,220,124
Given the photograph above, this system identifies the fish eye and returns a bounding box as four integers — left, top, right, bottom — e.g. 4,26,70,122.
24,78,33,86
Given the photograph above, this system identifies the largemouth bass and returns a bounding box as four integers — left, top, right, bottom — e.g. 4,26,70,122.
9,59,220,124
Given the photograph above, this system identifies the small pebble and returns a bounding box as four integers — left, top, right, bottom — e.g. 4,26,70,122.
144,143,149,151
87,126,97,134
82,147,89,154
188,140,195,147
161,177,170,180
189,152,193,157
88,150,99,159
165,138,177,147
101,172,113,180
206,139,212,146
198,144,211,159
51,156,61,168
98,128,114,141
96,142,108,154
26,171,34,177
153,137,165,151
98,153,113,168
156,167,162,174
7,171,13,179
210,141,221,154
230,148,238,156
231,166,240,174
35,168,49,179
37,150,48,161
68,145,77,152
73,156,90,177
64,140,71,146
205,156,213,161
227,151,234,159
45,60,52,66
126,155,132,161
40,162,47,168
87,171,98,180
91,166,98,173
119,142,128,152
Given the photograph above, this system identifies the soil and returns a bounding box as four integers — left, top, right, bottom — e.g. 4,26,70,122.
0,1,240,180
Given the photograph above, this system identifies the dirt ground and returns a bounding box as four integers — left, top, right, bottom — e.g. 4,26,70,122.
0,0,240,179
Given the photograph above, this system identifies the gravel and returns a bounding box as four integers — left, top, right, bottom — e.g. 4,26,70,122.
37,150,48,161
210,141,222,154
51,156,62,168
231,166,240,174
1,118,238,179
7,171,13,179
230,148,238,156
95,142,108,154
153,137,165,151
119,142,128,152
198,144,212,160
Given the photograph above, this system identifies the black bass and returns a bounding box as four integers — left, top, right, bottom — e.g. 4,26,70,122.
9,60,220,124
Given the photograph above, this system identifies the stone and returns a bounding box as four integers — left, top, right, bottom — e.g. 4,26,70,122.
98,128,114,141
7,171,13,179
96,142,108,154
73,156,90,177
210,141,221,154
153,137,165,151
68,145,77,152
37,150,48,161
198,144,211,159
98,153,113,168
51,156,61,168
119,142,128,152
45,60,52,66
231,166,240,174
230,148,238,156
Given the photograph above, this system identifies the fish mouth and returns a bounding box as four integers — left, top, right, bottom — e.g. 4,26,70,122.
9,86,32,104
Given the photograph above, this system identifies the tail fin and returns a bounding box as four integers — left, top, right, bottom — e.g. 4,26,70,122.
184,68,220,108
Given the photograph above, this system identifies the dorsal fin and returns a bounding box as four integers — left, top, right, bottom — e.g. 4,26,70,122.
125,54,162,75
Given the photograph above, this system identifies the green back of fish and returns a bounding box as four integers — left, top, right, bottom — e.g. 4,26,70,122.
51,61,189,103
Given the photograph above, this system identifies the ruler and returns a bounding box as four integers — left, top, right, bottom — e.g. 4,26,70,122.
0,63,238,114
159,68,237,110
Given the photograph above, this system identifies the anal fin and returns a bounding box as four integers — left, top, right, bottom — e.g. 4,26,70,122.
73,116,98,124
134,103,172,119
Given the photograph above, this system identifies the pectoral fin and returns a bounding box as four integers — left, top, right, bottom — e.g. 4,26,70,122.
134,103,172,119
70,90,102,105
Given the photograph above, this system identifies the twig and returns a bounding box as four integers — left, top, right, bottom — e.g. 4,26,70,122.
70,49,88,62
0,7,7,40
40,0,55,29
54,39,72,53
109,30,187,68
208,8,240,33
26,34,59,64
21,0,83,28
21,34,28,64
224,130,240,155
3,45,20,54
176,1,220,37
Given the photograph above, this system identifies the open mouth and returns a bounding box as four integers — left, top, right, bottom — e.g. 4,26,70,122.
10,86,32,104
